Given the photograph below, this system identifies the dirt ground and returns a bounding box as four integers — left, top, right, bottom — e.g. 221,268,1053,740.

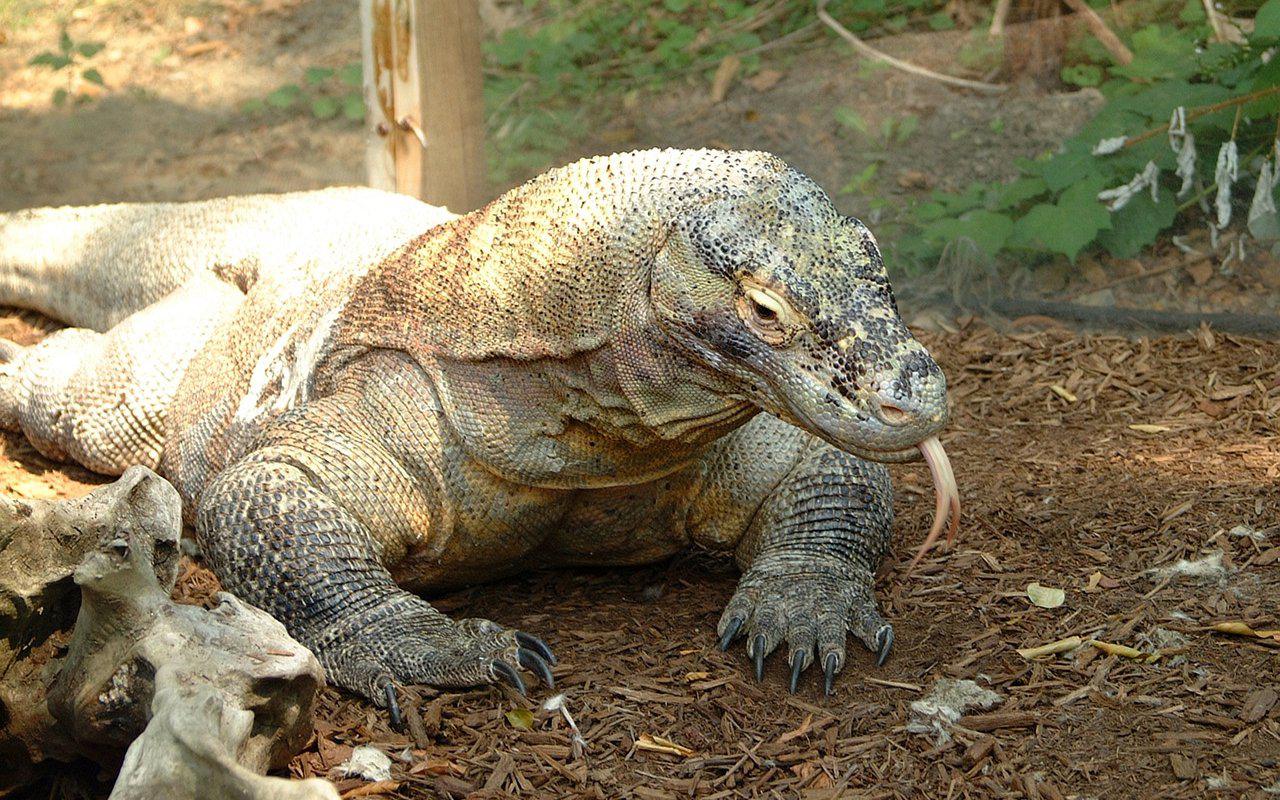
3,1,1280,798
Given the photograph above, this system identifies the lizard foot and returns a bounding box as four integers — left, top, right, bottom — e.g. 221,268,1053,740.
317,598,556,724
716,567,890,696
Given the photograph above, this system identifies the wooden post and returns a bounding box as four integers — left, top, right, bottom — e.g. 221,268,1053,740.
360,0,487,212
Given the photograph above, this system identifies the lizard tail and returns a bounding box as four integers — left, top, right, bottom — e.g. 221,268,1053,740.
0,203,199,332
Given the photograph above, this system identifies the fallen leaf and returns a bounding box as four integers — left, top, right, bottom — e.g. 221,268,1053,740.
684,671,710,682
710,55,741,103
1027,582,1065,608
505,708,534,730
1212,621,1280,639
636,733,694,757
1017,636,1082,659
409,759,464,776
1129,423,1171,433
1255,547,1280,566
1050,384,1078,403
1091,640,1144,659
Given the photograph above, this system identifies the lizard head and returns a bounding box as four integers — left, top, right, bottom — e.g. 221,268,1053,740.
649,158,958,563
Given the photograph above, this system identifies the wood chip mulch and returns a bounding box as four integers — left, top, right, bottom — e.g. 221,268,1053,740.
6,320,1278,798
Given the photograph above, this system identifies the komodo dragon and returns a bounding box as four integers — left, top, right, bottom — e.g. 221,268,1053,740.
0,149,959,719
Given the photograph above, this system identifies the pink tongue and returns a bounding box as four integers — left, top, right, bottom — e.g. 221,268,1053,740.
906,436,960,573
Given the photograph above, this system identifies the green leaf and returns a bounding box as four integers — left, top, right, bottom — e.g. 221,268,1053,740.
339,62,363,87
989,176,1048,210
341,93,365,121
241,97,267,114
310,96,339,119
1256,0,1280,38
664,0,692,11
30,52,72,69
305,66,335,86
923,210,1014,257
834,106,867,135
59,29,73,53
52,87,68,106
81,67,104,86
76,42,104,58
839,161,880,195
927,11,954,30
1061,63,1102,87
265,84,301,109
1009,177,1110,261
1037,151,1091,193
895,113,919,143
505,708,534,730
1096,190,1177,257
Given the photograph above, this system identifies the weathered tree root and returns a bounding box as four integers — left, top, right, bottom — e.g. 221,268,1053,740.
0,466,337,799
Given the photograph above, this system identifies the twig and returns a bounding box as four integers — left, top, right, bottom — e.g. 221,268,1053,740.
1202,0,1228,42
988,0,1012,39
1060,0,1133,65
815,0,1007,94
1123,85,1280,150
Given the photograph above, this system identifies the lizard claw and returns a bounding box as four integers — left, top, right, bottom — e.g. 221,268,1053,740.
718,615,744,651
516,631,557,666
517,647,555,689
788,649,806,694
875,624,894,667
383,681,404,730
823,652,841,696
752,634,767,682
492,659,527,696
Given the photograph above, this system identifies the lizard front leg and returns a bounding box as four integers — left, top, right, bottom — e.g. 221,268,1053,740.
690,415,893,694
194,388,554,721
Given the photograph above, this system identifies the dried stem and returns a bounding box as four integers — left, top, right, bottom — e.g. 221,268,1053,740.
1060,0,1134,65
989,0,1012,39
815,0,1007,94
1123,85,1280,150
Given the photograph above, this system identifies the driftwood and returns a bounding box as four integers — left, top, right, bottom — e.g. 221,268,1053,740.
0,466,337,799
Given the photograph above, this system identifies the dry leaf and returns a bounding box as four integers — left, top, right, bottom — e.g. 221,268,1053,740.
1050,384,1078,403
1027,582,1065,608
636,733,694,757
1016,636,1082,659
684,671,710,682
1091,640,1144,659
1212,621,1280,639
710,55,741,103
505,708,534,730
1129,423,1171,433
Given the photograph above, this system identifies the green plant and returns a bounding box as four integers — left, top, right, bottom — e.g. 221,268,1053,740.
245,63,364,123
889,2,1280,270
28,28,105,106
483,0,957,184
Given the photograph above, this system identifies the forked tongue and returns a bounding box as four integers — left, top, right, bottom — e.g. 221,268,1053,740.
906,435,960,573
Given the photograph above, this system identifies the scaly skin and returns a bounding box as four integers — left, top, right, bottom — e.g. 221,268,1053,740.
0,150,952,712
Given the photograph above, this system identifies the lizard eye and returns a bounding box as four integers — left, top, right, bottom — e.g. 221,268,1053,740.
737,284,794,345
